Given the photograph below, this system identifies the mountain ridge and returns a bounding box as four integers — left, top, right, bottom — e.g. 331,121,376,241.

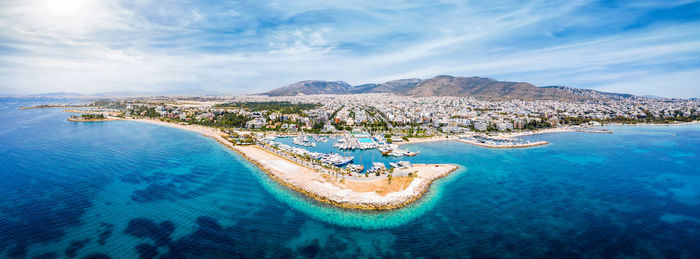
262,75,638,101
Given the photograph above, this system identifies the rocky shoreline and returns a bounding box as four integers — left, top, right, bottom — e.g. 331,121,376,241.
456,139,549,148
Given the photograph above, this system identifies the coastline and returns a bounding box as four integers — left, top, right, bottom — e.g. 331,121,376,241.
67,117,122,122
606,120,699,126
124,118,458,211
396,136,452,146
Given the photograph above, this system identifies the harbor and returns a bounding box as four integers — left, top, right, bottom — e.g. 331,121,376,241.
270,133,423,177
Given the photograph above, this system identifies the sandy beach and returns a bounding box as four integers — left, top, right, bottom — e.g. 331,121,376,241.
396,136,453,146
126,118,458,210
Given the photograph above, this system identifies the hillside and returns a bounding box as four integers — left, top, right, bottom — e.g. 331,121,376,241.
405,76,582,101
542,86,634,100
263,80,352,96
365,79,423,93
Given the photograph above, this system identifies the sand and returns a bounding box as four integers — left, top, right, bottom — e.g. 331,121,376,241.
396,136,452,146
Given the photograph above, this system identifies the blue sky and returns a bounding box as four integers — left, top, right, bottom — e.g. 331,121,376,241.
0,0,698,97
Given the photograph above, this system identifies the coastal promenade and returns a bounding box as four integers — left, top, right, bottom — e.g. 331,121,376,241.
127,118,457,210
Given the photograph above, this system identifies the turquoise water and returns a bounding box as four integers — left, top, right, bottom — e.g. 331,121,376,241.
358,137,375,144
1,97,699,258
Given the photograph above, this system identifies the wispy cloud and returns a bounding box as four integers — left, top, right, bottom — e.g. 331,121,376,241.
0,0,698,97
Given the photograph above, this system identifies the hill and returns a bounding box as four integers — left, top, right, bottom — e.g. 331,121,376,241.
263,80,352,96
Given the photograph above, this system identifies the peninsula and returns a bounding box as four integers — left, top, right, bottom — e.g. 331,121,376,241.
130,118,457,210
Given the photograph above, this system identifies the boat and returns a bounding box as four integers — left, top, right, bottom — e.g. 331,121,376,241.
378,146,392,155
320,153,354,166
371,162,386,170
293,134,316,147
347,164,364,172
389,162,399,168
333,156,353,166
398,161,411,168
389,150,405,157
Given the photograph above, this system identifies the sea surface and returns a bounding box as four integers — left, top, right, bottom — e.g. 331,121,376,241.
1,97,699,258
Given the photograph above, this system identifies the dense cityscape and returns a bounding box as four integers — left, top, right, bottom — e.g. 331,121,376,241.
105,94,698,135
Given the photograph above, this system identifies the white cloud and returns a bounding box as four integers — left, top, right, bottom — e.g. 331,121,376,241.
0,0,698,97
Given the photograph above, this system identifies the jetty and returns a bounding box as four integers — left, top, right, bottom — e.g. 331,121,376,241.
458,135,548,148
575,129,614,133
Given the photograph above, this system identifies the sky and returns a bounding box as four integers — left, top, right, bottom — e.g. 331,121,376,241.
0,0,698,97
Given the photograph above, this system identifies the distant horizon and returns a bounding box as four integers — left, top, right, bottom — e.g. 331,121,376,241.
1,1,699,98
1,74,698,99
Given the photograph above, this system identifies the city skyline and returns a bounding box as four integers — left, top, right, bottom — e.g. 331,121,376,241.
1,0,699,97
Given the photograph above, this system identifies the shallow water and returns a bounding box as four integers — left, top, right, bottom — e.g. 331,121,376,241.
0,98,698,258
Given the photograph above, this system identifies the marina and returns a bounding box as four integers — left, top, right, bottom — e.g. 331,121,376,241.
271,134,423,175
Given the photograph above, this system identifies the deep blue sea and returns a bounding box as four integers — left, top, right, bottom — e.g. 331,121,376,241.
1,97,699,258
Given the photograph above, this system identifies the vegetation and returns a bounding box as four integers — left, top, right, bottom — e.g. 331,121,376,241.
216,101,319,114
600,113,698,124
524,119,552,130
361,121,389,131
81,114,105,119
561,116,590,125
131,106,160,117
562,112,698,125
330,105,344,120
193,113,252,128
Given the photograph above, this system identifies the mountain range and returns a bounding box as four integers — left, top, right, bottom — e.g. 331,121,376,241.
262,75,636,101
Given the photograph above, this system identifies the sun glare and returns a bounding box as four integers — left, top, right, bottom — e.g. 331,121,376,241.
42,0,90,16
